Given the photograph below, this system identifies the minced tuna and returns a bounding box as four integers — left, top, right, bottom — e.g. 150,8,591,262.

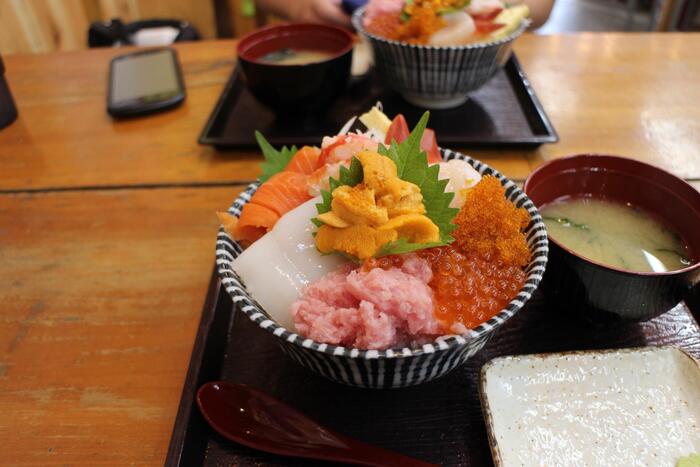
290,255,439,349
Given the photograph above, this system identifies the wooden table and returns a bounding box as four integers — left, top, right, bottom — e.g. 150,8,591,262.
1,34,699,465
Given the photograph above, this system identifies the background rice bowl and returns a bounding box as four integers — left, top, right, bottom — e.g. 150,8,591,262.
352,6,531,109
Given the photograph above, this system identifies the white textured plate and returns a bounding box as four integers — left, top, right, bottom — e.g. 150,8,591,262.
480,347,700,467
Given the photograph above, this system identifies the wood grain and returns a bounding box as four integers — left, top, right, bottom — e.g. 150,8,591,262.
0,185,243,466
2,34,699,191
514,33,700,179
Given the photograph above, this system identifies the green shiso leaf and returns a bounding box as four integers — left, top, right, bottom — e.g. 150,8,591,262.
255,131,298,183
314,157,364,222
376,238,445,257
377,111,458,255
315,112,459,259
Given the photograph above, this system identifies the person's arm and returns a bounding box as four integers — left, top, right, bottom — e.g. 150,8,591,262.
513,0,555,29
256,0,351,27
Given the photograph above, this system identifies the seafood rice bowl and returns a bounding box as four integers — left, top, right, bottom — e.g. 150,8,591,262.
353,0,531,108
216,106,548,388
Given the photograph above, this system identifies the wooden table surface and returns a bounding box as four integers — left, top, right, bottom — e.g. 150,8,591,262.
1,34,699,466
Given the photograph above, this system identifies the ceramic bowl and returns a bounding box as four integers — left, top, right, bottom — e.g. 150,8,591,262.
216,149,548,388
352,7,528,109
524,154,700,323
237,23,354,115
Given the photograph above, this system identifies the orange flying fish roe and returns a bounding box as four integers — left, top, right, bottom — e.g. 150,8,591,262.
365,4,448,44
395,7,445,44
453,175,530,268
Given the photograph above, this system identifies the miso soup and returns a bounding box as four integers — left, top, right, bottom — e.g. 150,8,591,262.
260,48,333,65
541,197,692,272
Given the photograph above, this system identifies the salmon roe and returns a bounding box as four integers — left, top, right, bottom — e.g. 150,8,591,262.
418,246,525,330
365,12,403,40
366,247,525,332
363,175,530,333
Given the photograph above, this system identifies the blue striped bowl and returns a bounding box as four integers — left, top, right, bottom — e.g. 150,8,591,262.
352,7,529,109
216,150,548,388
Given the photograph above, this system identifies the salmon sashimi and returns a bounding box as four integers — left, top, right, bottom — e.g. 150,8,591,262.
217,211,239,236
284,146,321,175
226,171,313,245
234,203,280,245
251,171,313,217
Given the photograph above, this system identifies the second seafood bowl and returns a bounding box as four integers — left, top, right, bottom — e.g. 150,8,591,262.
352,1,530,109
216,107,548,388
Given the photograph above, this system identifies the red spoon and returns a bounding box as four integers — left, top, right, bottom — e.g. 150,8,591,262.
196,381,438,467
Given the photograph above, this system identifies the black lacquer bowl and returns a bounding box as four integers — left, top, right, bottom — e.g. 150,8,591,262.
524,154,700,323
237,23,354,115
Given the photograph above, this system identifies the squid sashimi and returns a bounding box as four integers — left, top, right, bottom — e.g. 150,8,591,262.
438,159,482,208
232,198,347,329
429,12,476,47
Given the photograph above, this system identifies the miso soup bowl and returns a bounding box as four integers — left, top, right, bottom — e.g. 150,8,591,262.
237,23,354,115
524,154,700,323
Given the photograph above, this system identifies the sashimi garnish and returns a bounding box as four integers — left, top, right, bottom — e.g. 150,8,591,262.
314,112,459,260
255,131,298,182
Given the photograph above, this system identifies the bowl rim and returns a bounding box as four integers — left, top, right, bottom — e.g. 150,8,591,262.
351,5,530,51
216,148,548,360
523,153,700,277
237,22,355,66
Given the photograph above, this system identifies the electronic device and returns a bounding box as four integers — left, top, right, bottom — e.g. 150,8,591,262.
107,48,185,117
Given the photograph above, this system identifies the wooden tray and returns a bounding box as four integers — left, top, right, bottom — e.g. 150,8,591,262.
165,268,700,466
198,55,558,149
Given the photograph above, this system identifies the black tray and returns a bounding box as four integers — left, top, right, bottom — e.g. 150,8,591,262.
198,55,558,149
165,268,700,466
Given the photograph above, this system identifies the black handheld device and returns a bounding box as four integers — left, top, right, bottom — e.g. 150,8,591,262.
107,48,185,118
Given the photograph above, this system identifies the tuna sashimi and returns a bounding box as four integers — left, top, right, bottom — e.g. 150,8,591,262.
284,146,321,175
290,255,440,349
385,114,442,163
